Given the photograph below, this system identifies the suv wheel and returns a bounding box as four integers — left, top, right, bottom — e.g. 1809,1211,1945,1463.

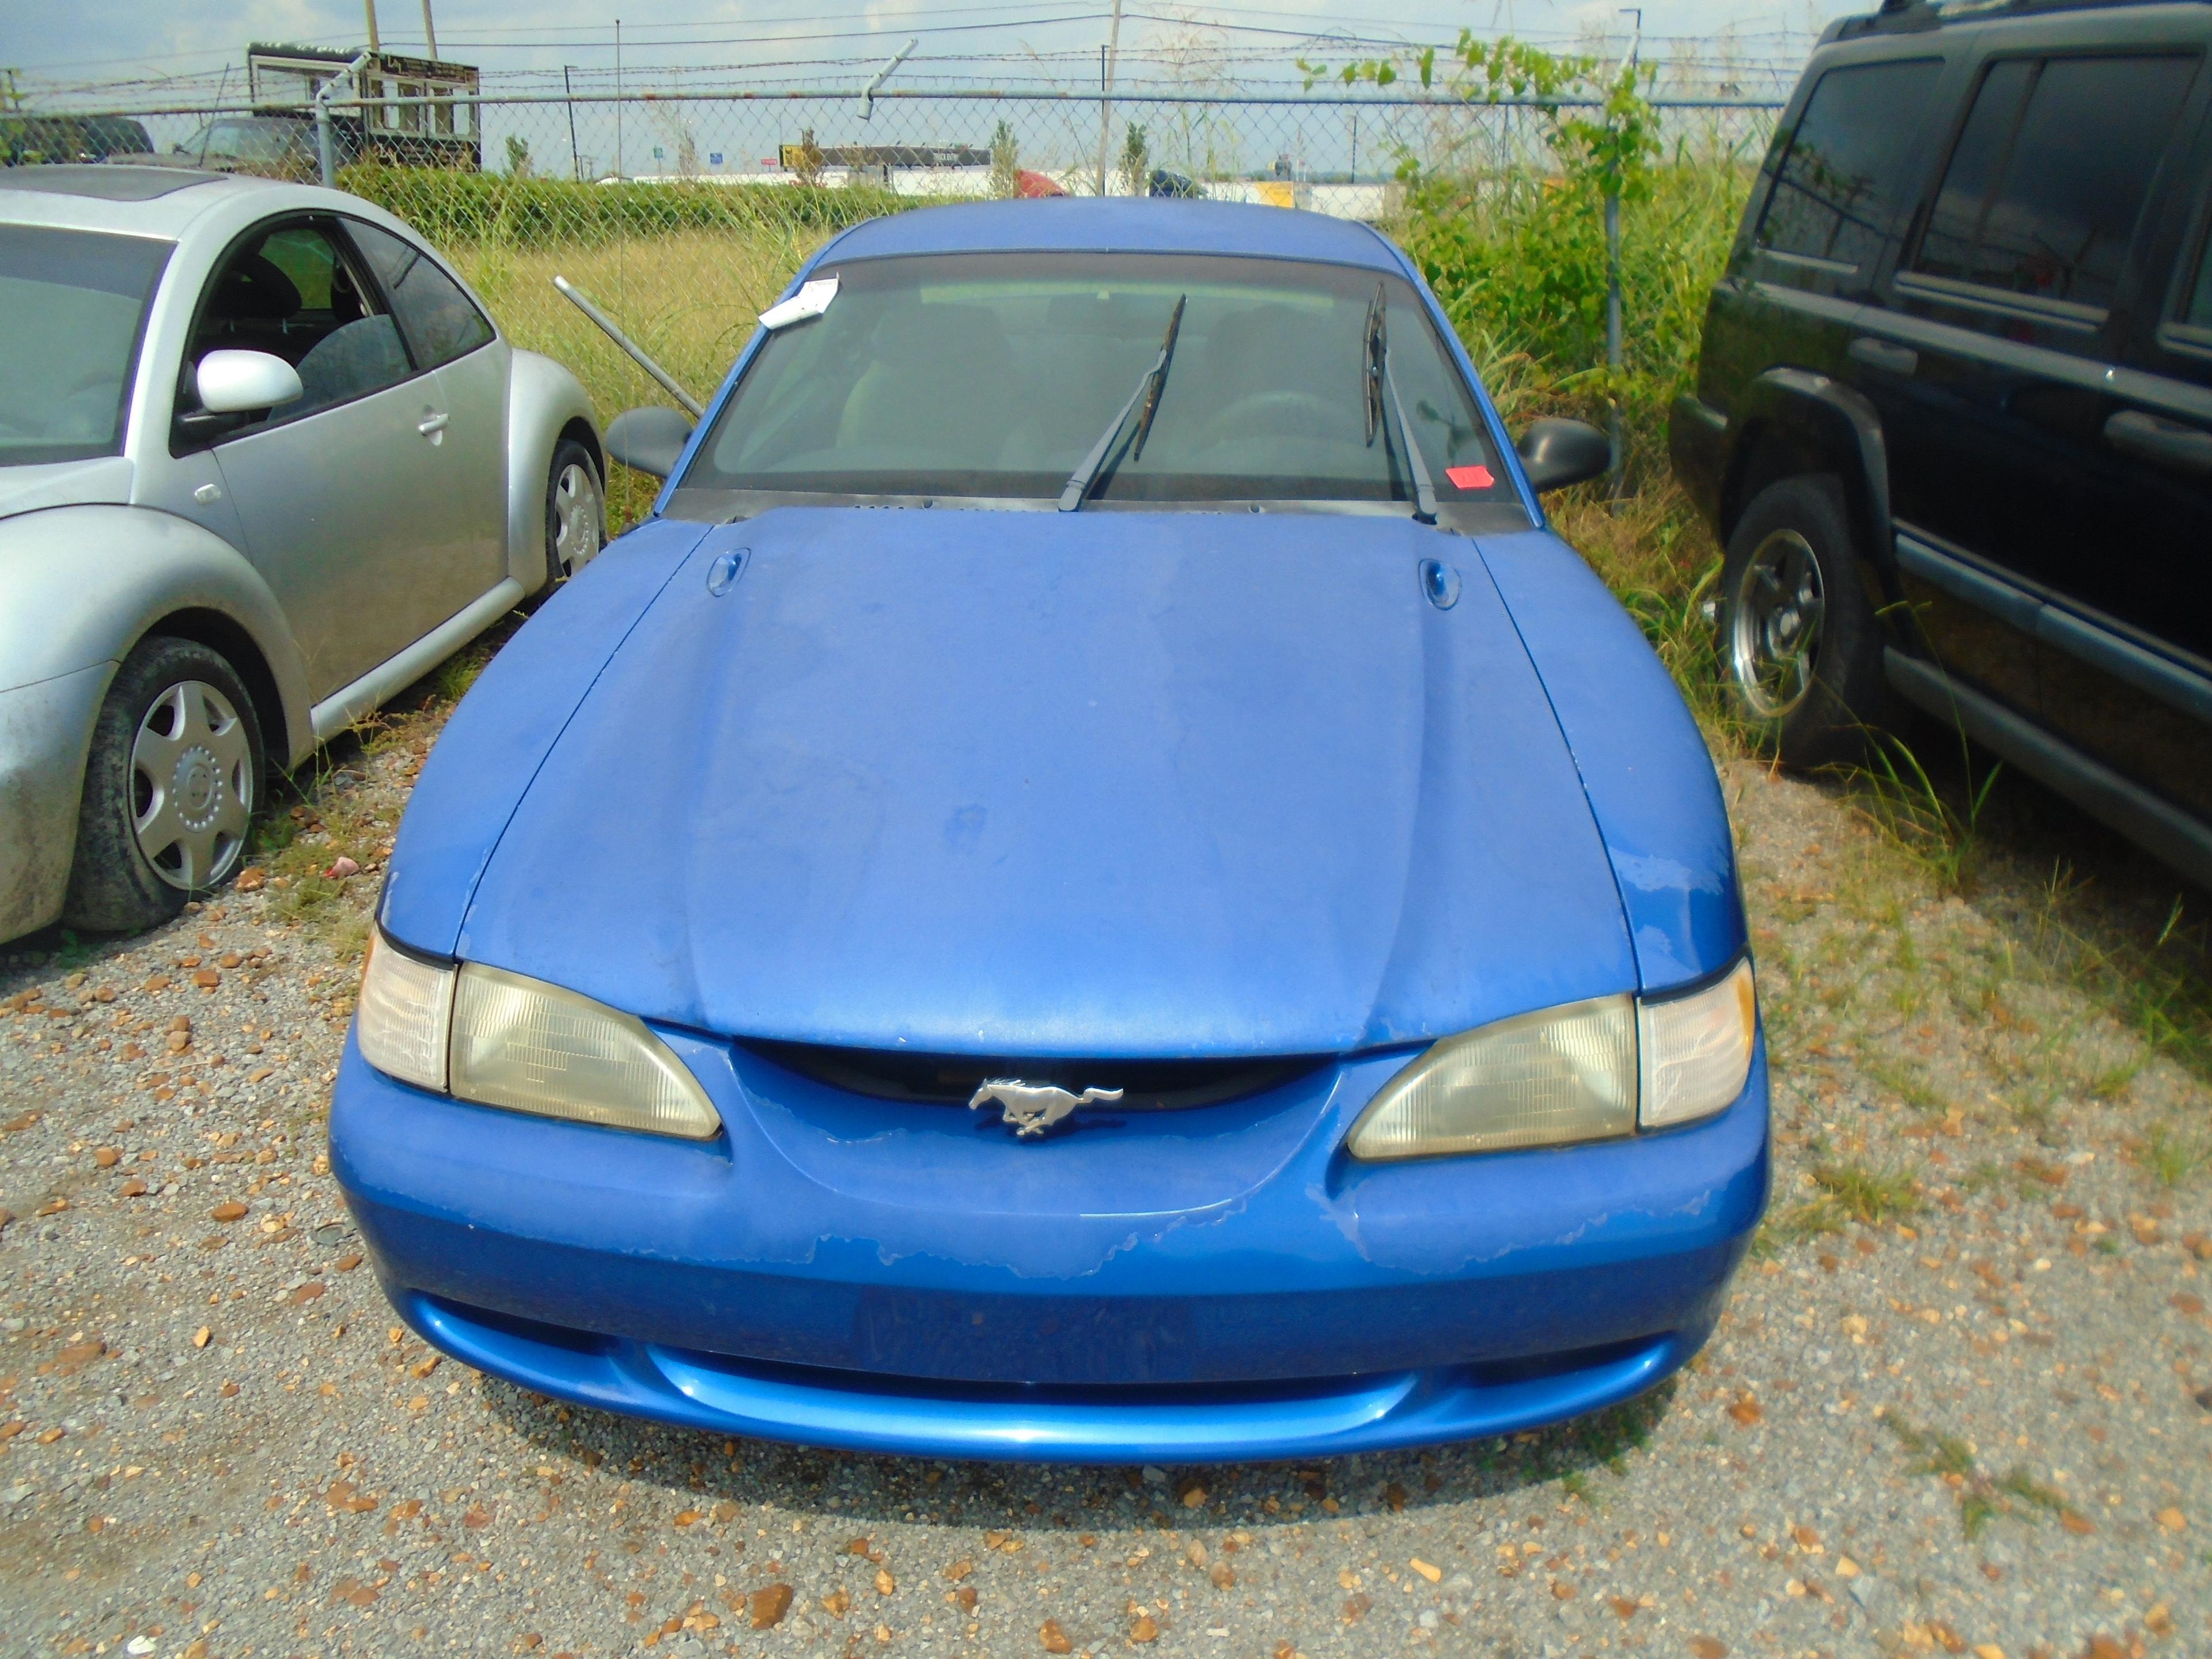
1720,474,1894,767
64,637,265,934
546,440,605,585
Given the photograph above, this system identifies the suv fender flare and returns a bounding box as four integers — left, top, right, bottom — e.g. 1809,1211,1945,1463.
1722,368,1902,623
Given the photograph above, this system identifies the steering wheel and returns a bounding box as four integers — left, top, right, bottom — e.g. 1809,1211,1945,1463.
1188,390,1337,451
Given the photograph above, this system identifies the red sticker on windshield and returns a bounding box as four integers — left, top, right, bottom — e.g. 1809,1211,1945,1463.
1446,465,1495,490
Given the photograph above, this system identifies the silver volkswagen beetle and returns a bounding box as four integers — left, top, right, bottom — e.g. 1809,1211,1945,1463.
0,164,604,942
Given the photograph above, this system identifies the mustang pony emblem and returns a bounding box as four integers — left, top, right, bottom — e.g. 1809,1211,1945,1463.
968,1080,1124,1138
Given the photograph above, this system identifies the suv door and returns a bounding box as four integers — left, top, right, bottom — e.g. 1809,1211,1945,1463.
1853,47,2203,720
2032,101,2212,821
180,215,491,699
342,218,511,594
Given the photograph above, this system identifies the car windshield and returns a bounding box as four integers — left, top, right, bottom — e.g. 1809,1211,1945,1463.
685,252,1505,506
0,224,171,467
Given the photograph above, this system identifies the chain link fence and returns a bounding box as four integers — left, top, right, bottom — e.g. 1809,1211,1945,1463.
16,88,1779,515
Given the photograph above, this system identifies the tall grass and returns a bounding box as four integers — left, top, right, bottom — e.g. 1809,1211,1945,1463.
1398,149,1759,476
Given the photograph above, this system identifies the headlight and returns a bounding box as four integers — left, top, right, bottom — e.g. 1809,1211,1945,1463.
1347,958,1755,1161
355,929,721,1139
1638,957,1757,1131
356,927,454,1093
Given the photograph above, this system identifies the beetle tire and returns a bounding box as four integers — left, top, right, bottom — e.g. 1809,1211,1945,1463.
63,636,266,935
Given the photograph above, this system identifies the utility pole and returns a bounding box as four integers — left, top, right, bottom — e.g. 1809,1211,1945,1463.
362,0,381,54
420,0,439,58
563,65,582,180
1094,0,1123,196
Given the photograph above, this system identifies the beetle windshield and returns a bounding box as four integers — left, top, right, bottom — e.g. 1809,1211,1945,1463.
686,252,1505,505
0,225,170,467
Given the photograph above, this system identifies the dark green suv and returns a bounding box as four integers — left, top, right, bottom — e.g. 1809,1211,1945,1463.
1672,0,2212,891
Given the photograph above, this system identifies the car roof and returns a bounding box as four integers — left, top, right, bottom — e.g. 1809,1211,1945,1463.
817,198,1408,274
0,164,330,238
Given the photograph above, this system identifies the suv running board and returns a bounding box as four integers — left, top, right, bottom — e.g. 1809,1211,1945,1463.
1884,649,2212,892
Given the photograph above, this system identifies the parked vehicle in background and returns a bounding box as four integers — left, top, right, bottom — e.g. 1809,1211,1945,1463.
165,115,358,183
1672,0,2212,891
0,165,604,943
0,115,154,168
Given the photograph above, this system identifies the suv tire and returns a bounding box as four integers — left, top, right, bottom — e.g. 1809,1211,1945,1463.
1719,474,1894,768
545,440,605,586
63,636,266,934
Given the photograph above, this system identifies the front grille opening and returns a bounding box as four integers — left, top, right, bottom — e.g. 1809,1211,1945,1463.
744,1043,1327,1111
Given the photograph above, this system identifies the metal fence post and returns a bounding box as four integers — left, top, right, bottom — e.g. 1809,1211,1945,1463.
316,97,336,188
1605,187,1623,499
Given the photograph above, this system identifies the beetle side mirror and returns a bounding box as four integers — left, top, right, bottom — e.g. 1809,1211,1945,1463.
194,350,302,415
1515,418,1612,494
607,406,696,482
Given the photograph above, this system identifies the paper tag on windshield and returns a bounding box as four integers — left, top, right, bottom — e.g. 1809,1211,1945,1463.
759,275,839,331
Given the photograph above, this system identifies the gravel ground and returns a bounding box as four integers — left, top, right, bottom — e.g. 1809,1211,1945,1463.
3,666,2210,1659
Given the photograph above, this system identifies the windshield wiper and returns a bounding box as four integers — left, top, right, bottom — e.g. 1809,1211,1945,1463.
1058,294,1186,512
1363,284,1437,525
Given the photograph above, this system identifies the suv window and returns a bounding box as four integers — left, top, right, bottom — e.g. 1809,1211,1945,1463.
186,217,413,429
1914,53,2200,312
1757,58,1944,269
346,220,495,369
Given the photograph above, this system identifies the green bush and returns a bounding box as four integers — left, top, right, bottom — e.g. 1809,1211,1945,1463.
1396,153,1757,469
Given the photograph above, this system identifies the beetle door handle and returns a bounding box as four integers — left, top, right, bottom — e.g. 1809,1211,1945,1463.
1847,336,1918,376
416,411,450,436
2104,408,2212,478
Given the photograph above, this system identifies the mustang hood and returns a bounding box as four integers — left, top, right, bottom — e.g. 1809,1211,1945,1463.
452,507,1638,1056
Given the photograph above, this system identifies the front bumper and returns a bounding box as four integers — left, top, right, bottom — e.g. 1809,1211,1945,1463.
0,663,113,943
332,1027,1768,1462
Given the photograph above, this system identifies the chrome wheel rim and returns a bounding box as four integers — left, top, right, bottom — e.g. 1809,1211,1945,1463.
1729,529,1827,721
551,461,604,577
131,680,252,891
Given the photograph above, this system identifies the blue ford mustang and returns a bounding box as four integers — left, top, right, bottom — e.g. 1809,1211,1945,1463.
332,200,1767,1464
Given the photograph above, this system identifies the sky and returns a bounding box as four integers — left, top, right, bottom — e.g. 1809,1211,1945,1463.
11,0,1860,100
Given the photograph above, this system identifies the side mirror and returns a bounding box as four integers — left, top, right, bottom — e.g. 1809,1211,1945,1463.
607,406,696,482
1515,418,1612,494
195,350,302,415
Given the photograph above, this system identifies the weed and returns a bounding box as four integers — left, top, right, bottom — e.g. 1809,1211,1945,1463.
1864,1056,1948,1119
2142,1123,2212,1187
431,646,492,708
47,930,97,973
1849,733,2003,896
1752,1200,1844,1259
1883,1411,2068,1540
1812,1162,1919,1226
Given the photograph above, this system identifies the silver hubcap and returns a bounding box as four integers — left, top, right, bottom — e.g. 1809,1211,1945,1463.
552,461,604,577
131,680,252,891
1729,529,1827,721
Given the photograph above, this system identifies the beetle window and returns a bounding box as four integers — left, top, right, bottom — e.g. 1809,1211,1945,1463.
1914,54,2200,312
0,224,169,466
690,252,1500,505
1756,58,1943,270
185,218,411,430
347,220,496,369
